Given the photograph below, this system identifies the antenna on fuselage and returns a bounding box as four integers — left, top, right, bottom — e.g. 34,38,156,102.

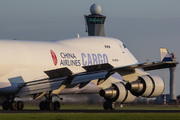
77,34,80,38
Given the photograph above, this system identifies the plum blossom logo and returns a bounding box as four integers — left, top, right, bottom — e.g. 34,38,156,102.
50,50,58,66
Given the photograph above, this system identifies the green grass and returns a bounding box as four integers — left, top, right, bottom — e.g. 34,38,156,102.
114,105,180,110
1,104,180,120
0,113,180,120
1,102,180,110
21,103,180,110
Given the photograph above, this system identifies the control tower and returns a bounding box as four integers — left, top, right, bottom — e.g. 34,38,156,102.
84,4,106,36
169,53,178,104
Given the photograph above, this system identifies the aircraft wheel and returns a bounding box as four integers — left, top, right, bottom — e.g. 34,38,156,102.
110,103,116,110
17,101,24,110
47,101,54,110
2,101,9,110
39,101,46,110
54,101,60,110
103,101,110,110
9,101,17,110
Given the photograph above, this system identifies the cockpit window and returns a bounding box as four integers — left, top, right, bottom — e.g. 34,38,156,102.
123,44,126,48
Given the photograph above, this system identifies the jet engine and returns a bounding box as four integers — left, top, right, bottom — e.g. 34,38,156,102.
126,75,164,97
99,82,136,103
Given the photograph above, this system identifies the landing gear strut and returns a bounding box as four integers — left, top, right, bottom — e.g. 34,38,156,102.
103,101,116,110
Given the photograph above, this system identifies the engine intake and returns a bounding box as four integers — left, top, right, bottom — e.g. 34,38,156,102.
99,82,136,103
126,75,164,97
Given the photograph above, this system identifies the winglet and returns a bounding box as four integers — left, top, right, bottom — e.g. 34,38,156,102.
160,48,173,62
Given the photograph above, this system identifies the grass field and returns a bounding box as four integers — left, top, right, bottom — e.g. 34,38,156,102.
21,103,180,110
1,104,180,120
0,113,180,120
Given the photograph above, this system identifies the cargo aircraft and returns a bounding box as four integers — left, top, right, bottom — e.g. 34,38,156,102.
0,36,176,110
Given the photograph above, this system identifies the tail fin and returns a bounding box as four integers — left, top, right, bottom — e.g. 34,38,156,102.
160,48,173,62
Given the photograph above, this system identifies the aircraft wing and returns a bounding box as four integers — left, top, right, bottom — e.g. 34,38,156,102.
16,64,113,97
113,60,177,72
16,48,177,97
114,47,177,71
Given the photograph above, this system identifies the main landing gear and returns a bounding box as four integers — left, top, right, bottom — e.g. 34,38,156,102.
2,100,24,110
39,94,62,110
103,101,116,110
39,100,60,110
1,93,62,110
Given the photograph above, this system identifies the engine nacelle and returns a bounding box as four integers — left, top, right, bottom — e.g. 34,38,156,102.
99,82,136,103
126,75,164,97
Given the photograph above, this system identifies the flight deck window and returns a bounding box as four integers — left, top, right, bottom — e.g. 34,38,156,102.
123,44,126,48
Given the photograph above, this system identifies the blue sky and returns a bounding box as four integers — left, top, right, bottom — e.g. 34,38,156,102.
0,0,180,95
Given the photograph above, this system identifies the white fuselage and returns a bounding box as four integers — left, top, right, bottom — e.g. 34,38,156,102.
0,36,138,95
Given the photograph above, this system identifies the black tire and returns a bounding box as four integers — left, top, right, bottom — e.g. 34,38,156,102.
54,101,60,110
39,101,46,110
110,103,116,110
2,101,9,110
103,101,110,110
47,101,54,110
17,101,24,110
9,101,17,110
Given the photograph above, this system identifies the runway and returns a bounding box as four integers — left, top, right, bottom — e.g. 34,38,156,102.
1,110,180,113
